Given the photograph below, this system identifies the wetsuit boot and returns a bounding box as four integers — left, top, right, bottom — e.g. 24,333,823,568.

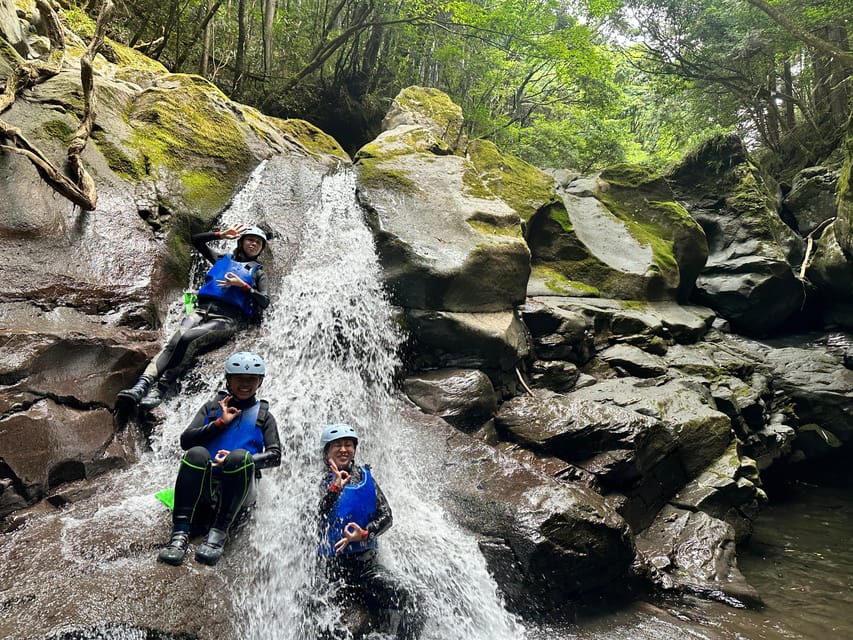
158,530,190,565
195,528,227,566
116,375,153,405
138,382,167,411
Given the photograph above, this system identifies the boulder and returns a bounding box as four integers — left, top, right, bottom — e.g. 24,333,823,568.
494,390,676,491
356,137,530,313
635,506,761,607
565,377,734,479
783,165,839,235
666,134,804,336
440,425,635,613
526,165,708,302
403,309,530,386
403,368,498,429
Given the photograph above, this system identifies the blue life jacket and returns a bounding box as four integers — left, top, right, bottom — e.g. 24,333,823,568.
197,254,259,317
203,400,265,464
319,466,379,556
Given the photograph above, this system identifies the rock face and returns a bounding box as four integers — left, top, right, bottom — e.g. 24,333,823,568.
439,423,636,614
667,134,804,336
527,165,708,302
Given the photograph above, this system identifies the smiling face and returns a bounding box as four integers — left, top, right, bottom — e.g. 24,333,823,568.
226,374,262,401
325,438,356,469
240,234,264,259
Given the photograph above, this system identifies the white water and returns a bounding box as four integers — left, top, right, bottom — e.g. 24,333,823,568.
151,166,525,639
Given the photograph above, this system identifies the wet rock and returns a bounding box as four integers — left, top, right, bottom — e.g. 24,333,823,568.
783,165,839,235
759,346,853,445
403,368,498,429
519,299,594,364
439,425,635,613
670,440,766,543
528,359,579,392
0,399,123,510
565,377,734,478
403,309,531,387
494,390,676,492
0,474,238,639
635,505,762,608
598,344,667,378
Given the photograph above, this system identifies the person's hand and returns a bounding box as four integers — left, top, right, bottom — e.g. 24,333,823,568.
216,271,248,289
212,449,230,467
334,522,366,554
219,223,248,240
329,460,350,490
218,396,242,426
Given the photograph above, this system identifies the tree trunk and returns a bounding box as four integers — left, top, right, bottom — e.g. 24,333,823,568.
200,0,214,76
782,59,796,132
262,0,277,78
233,0,247,96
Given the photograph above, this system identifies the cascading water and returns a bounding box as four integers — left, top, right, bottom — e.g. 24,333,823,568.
152,165,526,639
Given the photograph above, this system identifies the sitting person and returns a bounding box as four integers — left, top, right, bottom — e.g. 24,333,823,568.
318,424,423,639
158,351,281,566
118,223,271,410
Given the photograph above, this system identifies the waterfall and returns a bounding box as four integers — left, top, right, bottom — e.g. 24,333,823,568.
153,165,526,639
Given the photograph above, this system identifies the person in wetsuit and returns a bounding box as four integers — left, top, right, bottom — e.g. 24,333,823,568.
318,424,423,639
117,223,271,410
158,351,281,566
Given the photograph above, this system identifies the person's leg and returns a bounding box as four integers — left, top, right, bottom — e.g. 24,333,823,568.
360,562,423,640
195,449,256,566
140,315,237,409
158,446,215,565
117,314,204,405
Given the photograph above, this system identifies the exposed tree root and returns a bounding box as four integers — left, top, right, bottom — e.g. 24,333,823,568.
0,0,114,211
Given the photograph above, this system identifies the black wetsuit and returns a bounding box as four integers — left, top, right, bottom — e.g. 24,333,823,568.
142,231,271,387
319,464,422,639
171,391,281,534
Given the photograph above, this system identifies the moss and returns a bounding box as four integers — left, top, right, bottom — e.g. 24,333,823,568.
461,162,496,200
129,73,253,214
356,158,419,194
531,264,600,296
617,299,649,311
394,86,463,138
356,126,452,161
92,131,141,179
600,163,660,188
41,119,75,144
274,118,348,159
547,203,573,233
102,38,169,73
61,6,96,40
467,220,523,238
467,139,557,221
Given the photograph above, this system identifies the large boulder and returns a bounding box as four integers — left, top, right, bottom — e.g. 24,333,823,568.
439,422,636,613
667,134,804,335
356,89,530,313
526,165,707,302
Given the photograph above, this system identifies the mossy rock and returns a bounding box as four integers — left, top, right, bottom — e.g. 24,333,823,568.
530,264,600,297
467,139,558,222
60,6,96,40
128,73,255,217
382,86,465,150
273,118,349,160
356,124,452,161
833,109,853,258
